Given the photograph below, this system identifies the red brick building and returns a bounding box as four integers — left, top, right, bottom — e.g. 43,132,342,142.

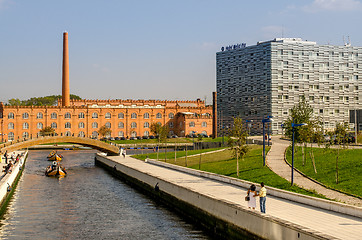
0,32,215,141
0,99,213,141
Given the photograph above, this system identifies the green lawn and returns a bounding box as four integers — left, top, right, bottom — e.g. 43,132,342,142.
285,146,362,198
41,142,78,145
134,145,327,199
113,138,190,144
112,137,227,145
133,147,226,162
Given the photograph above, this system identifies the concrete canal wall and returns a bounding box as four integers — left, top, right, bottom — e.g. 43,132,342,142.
95,154,336,240
147,159,362,218
0,151,27,215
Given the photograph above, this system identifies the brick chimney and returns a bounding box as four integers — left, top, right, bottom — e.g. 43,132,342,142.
62,32,70,106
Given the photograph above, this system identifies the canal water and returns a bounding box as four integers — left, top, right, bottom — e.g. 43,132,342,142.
0,150,212,239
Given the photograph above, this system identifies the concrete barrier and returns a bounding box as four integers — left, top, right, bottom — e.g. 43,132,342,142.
0,151,27,214
146,158,362,218
96,154,334,240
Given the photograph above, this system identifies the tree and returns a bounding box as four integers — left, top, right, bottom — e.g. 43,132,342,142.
150,122,169,161
309,117,324,173
98,125,112,138
39,126,56,136
333,122,349,184
227,117,249,177
7,94,82,106
283,97,317,166
198,134,203,169
8,98,21,106
283,97,314,142
150,122,162,139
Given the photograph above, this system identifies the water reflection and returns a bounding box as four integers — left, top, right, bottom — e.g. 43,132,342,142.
0,150,211,240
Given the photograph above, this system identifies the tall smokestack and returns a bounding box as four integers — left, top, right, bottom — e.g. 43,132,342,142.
62,32,70,106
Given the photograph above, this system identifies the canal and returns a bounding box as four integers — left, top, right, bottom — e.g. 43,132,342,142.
0,150,212,239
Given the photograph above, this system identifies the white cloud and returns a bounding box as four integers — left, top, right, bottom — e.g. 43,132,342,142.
261,25,285,40
303,0,362,12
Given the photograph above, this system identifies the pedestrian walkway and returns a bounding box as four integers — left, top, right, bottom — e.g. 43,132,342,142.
264,136,362,207
0,150,24,180
107,155,362,240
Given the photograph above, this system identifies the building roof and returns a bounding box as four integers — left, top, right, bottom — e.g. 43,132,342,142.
177,103,198,107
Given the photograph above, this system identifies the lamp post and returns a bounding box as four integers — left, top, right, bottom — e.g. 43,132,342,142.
262,116,273,166
267,121,271,146
192,131,195,150
355,108,358,145
245,120,253,144
291,122,308,186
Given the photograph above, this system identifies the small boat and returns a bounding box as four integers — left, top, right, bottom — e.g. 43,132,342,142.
47,151,63,161
45,161,67,177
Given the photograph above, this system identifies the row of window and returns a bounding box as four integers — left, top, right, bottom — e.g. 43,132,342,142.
7,130,209,141
277,71,360,81
8,121,208,130
7,112,175,120
277,49,360,58
277,94,359,102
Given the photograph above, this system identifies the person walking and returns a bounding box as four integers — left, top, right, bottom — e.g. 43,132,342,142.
122,149,126,158
4,150,8,164
259,182,267,213
246,184,257,210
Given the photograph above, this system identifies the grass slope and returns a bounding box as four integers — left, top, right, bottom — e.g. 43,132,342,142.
285,146,362,198
135,145,326,199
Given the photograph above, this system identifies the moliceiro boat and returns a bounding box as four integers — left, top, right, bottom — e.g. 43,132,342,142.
47,151,63,161
45,161,67,177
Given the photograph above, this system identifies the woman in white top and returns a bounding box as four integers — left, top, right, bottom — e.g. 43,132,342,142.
247,184,257,209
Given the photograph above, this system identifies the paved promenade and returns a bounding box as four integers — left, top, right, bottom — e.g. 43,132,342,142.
263,136,362,207
108,155,362,240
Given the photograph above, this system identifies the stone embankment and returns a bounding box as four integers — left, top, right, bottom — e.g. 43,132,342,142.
0,151,27,214
95,153,362,240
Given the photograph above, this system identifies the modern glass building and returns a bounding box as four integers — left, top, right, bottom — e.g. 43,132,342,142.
216,38,361,135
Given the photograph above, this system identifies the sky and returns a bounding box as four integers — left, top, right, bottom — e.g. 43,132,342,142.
1,0,362,104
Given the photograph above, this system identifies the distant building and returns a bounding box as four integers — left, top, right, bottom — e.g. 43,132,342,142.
0,99,212,140
217,38,361,135
0,32,214,141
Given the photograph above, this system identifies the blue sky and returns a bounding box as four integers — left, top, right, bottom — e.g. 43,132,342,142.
1,0,362,104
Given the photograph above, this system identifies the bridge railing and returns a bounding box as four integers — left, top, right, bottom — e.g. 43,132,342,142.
1,134,119,155
2,133,118,146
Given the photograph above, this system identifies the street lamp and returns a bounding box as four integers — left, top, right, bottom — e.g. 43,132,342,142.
222,125,229,146
245,120,253,135
267,121,271,146
191,131,196,150
262,116,273,166
291,122,308,186
245,120,253,144
354,108,358,145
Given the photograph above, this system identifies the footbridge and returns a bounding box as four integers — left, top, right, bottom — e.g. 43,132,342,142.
0,136,120,156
